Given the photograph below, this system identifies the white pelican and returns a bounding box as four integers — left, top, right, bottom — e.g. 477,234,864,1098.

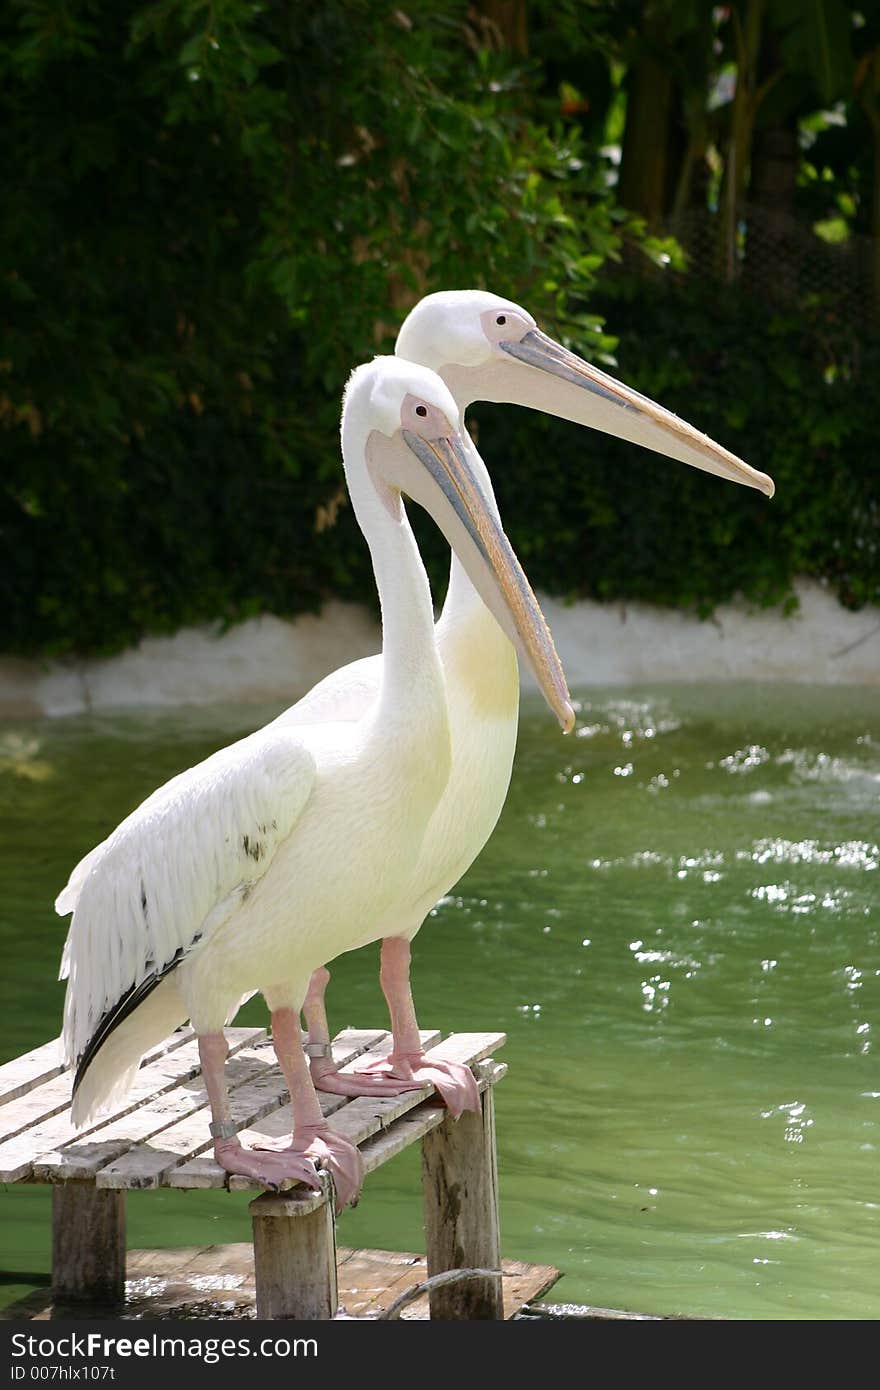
56,357,574,1206
283,291,776,1113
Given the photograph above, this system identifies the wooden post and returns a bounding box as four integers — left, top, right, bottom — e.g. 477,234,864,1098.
51,1184,126,1304
421,1085,503,1319
250,1178,337,1319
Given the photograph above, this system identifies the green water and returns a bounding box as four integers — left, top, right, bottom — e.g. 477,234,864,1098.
1,685,878,1320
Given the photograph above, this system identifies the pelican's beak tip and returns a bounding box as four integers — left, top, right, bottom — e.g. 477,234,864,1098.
764,476,776,500
560,701,576,735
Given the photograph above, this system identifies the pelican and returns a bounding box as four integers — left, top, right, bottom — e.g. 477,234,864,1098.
55,357,573,1207
282,291,776,1112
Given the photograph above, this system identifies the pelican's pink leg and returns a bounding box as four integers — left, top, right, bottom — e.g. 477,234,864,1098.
357,937,479,1117
303,966,423,1099
256,1007,363,1210
199,1017,362,1209
198,1031,321,1195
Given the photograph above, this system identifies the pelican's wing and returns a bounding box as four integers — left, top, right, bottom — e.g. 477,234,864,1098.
57,727,315,1069
55,652,379,928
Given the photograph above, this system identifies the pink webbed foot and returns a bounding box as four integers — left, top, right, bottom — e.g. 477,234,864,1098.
358,1052,480,1118
214,1137,322,1194
310,1053,425,1099
254,1122,364,1212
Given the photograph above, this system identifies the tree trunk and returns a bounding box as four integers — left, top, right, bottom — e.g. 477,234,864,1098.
743,116,799,298
871,114,880,316
716,0,768,281
479,0,528,54
618,54,675,232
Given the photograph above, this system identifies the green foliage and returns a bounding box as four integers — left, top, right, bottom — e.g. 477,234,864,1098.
0,0,634,656
472,276,878,616
0,2,876,660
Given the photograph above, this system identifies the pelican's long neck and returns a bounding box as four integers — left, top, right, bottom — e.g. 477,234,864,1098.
342,419,444,720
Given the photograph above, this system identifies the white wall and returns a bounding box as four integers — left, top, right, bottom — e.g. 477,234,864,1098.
1,581,876,720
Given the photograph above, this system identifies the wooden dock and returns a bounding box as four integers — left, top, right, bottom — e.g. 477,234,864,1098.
5,1245,559,1321
0,1024,558,1320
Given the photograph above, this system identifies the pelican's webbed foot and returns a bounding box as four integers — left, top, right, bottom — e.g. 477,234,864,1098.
213,1135,322,1194
254,1121,364,1210
309,1052,425,1098
356,1051,480,1118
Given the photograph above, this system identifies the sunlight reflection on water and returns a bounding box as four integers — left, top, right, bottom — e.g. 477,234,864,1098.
0,684,878,1319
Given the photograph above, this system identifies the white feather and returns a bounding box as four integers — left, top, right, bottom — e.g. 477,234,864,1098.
58,727,315,1070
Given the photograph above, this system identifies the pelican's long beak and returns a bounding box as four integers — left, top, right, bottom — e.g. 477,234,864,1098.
402,429,574,733
499,330,775,496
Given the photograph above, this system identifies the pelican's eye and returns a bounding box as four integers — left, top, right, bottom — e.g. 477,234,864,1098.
400,393,456,440
481,307,531,347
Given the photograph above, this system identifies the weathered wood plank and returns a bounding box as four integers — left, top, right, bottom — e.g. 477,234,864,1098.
166,1029,393,1191
9,1030,229,1152
126,1246,205,1280
394,1254,559,1321
359,1060,506,1175
182,1036,501,1196
194,1028,446,1193
6,1231,556,1322
0,1027,198,1151
0,1073,73,1143
51,1186,126,1304
422,1084,503,1319
95,1029,391,1189
32,1033,264,1184
338,1247,425,1318
94,1047,282,1190
0,1038,65,1108
0,1028,195,1136
330,1032,503,1149
360,1101,446,1173
5,1029,261,1185
251,1178,338,1319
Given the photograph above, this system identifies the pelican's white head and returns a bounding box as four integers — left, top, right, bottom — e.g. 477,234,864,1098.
396,289,775,498
341,356,574,732
395,290,535,374
342,355,462,446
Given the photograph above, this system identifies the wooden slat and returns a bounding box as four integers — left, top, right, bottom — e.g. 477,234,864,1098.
217,1028,443,1193
93,1048,283,1190
4,1029,258,1185
0,1027,196,1146
97,1030,389,1191
0,1039,65,1108
168,1028,426,1192
329,1031,504,1148
1,1028,206,1150
338,1247,425,1318
2,1244,559,1321
30,1029,265,1184
174,1034,503,1195
360,1101,446,1173
359,1059,507,1176
400,1255,560,1321
7,1028,506,1192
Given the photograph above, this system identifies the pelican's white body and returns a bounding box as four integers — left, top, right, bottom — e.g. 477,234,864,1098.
274,568,519,943
59,357,506,1125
